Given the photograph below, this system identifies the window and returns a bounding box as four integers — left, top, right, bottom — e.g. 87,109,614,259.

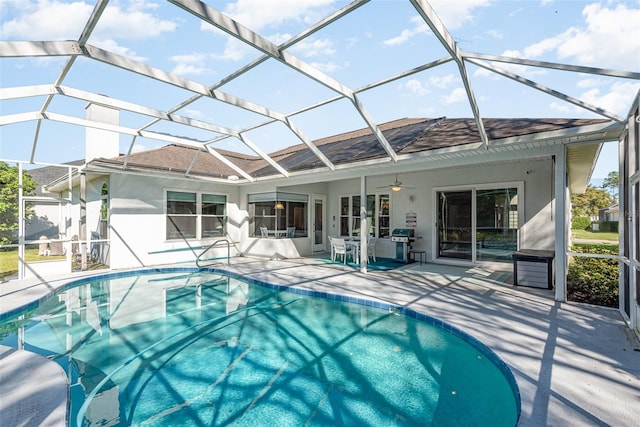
340,194,390,238
99,183,109,239
248,192,308,238
202,194,227,238
166,191,226,240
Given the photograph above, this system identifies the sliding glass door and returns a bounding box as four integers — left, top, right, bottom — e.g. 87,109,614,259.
437,191,473,260
476,188,518,262
437,185,519,263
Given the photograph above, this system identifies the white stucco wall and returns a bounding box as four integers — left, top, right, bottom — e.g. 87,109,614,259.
326,156,555,262
77,149,559,270
106,174,242,269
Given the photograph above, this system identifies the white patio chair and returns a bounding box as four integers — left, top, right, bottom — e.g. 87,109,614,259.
38,236,50,256
286,227,295,238
331,238,352,264
260,227,269,238
367,236,377,262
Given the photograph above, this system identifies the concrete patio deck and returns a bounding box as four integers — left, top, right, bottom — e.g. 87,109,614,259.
1,257,638,426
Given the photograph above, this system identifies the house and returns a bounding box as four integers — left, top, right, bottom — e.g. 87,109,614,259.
23,160,84,241
598,203,619,222
36,103,620,295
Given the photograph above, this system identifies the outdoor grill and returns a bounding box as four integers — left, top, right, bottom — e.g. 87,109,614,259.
391,228,415,263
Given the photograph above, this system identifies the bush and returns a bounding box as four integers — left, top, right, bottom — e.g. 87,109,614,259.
567,243,618,307
598,221,618,233
571,216,591,230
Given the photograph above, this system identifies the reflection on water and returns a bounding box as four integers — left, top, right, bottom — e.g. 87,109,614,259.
1,270,518,427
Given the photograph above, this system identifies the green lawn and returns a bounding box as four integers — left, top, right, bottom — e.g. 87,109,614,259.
572,229,618,242
1,248,66,280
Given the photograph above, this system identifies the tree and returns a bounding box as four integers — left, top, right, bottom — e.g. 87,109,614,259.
602,171,619,200
571,185,615,219
0,162,37,245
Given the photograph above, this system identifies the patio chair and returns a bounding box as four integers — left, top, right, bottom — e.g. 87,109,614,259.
286,227,295,238
49,239,65,256
90,231,100,262
260,227,269,238
367,236,377,262
38,236,50,256
331,238,352,264
71,235,81,264
328,236,335,260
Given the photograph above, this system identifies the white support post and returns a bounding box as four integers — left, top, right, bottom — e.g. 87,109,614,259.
18,163,25,280
80,172,87,270
360,175,368,273
554,149,567,301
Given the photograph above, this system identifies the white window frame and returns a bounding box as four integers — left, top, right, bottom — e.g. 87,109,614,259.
165,190,227,241
339,193,390,238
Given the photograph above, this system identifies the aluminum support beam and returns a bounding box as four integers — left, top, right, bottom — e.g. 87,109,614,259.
467,58,625,122
169,0,397,162
410,0,489,149
463,52,640,81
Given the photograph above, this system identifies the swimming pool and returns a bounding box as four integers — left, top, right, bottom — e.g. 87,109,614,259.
1,268,520,426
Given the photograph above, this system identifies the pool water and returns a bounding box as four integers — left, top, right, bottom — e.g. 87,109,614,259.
1,269,519,426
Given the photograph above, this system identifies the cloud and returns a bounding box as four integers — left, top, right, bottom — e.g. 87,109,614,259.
443,87,467,104
98,1,176,40
429,0,492,30
430,74,457,89
131,143,148,153
202,1,339,62
403,79,430,96
549,81,640,116
576,78,605,89
401,74,457,96
384,16,429,46
1,1,94,39
309,60,342,73
473,49,548,79
384,1,491,46
224,0,334,32
523,3,640,69
549,101,573,113
93,39,147,62
0,1,176,41
580,81,640,116
169,53,215,76
183,109,204,119
290,38,336,58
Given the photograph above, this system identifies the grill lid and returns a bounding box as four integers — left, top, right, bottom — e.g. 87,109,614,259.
391,228,415,237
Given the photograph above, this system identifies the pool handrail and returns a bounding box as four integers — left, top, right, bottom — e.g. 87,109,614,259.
196,239,230,267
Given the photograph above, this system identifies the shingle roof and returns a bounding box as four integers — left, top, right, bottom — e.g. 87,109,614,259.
89,117,611,180
28,160,85,196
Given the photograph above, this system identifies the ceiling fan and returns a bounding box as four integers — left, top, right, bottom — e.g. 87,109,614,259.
377,174,414,192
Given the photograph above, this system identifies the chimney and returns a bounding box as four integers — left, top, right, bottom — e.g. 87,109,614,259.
85,102,120,163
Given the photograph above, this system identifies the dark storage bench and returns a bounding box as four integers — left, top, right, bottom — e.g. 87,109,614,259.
512,249,555,289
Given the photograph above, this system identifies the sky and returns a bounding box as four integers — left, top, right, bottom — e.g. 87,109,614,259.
1,0,639,179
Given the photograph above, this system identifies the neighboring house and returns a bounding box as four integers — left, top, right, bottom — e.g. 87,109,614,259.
43,104,619,283
24,160,84,241
599,203,619,222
